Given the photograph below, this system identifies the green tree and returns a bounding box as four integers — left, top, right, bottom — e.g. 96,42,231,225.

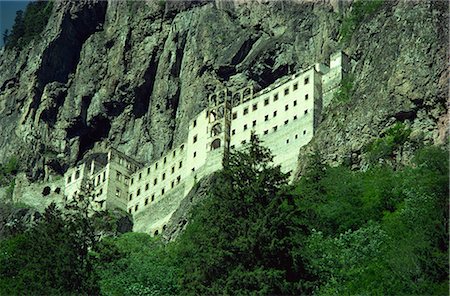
174,133,313,295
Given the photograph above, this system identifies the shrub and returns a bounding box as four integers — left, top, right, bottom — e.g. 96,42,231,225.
339,0,384,44
333,74,354,104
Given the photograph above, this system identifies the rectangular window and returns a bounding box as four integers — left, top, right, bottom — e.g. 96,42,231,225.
304,77,309,84
193,151,197,158
155,162,158,169
264,98,269,106
264,130,268,135
294,115,298,120
285,104,289,111
117,171,122,181
75,170,80,179
243,108,249,115
128,208,132,214
273,126,278,132
154,178,157,185
284,120,289,125
232,129,236,135
130,178,134,185
252,103,258,111
179,161,182,168
135,205,138,211
180,144,184,151
264,115,269,121
102,172,106,182
293,100,297,106
147,167,150,175
171,166,175,174
177,176,181,183
305,94,309,100
163,157,167,164
286,139,289,144
293,83,298,90
67,176,72,184
145,183,149,191
137,189,141,196
193,119,197,127
193,135,198,143
233,112,237,119
161,188,165,195
162,173,166,180
303,130,307,135
151,194,155,202
284,88,289,95
115,189,120,198
173,150,176,157
171,181,175,188
139,172,142,180
244,124,248,131
129,193,133,201
145,198,149,206
274,94,278,102
304,109,308,115
295,134,298,139
252,120,256,127
273,111,277,117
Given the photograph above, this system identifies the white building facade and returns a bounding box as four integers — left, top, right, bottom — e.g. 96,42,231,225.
64,51,350,235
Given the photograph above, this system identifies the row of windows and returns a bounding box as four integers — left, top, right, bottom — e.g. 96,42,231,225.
232,92,309,120
128,176,182,213
130,145,186,185
129,173,182,201
94,171,107,186
66,169,81,184
231,128,308,149
130,160,183,186
231,108,309,135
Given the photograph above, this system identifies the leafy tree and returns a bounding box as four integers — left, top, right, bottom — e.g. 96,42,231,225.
174,133,313,295
0,183,104,295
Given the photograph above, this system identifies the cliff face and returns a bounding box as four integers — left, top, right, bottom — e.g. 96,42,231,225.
0,0,447,183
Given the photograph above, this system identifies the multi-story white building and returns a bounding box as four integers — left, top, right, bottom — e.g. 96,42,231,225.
64,51,350,235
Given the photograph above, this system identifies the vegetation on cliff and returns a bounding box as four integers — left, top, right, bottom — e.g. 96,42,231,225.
3,1,53,49
0,136,447,295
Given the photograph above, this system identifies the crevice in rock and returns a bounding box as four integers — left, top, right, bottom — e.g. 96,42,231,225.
133,49,160,118
32,1,108,116
231,36,258,65
78,115,111,160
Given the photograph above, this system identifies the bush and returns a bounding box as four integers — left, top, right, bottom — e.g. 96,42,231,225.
333,74,354,104
365,122,411,164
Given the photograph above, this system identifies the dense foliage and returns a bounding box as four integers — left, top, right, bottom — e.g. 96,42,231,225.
3,1,53,49
0,134,447,295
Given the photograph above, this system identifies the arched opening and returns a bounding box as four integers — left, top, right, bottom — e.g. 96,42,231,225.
209,109,217,123
211,138,221,150
210,94,217,106
42,186,51,196
218,90,226,104
233,93,241,106
216,105,224,119
211,123,222,137
154,230,159,236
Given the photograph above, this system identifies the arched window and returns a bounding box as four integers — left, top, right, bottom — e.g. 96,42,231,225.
209,110,217,123
210,94,217,106
216,105,224,119
233,93,241,106
211,138,221,150
218,90,226,104
211,123,222,137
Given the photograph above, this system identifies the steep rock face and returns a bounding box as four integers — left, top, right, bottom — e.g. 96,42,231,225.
0,0,342,181
296,0,448,175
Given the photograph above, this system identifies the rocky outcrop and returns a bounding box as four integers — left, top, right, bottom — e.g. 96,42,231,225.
295,0,448,176
0,0,342,181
